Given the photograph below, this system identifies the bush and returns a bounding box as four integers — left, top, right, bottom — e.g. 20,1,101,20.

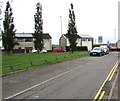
76,46,88,51
66,46,88,51
93,44,100,48
66,46,70,51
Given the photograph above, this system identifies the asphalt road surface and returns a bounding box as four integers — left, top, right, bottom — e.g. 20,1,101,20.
2,52,118,99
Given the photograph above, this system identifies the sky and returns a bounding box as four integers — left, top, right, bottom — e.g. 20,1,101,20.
0,0,119,45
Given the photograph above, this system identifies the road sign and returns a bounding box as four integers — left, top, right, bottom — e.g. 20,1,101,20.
98,36,103,43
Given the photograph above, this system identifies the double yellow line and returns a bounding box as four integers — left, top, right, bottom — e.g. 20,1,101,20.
93,60,119,101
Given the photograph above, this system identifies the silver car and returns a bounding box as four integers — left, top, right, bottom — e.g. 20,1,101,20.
100,46,109,55
90,47,104,56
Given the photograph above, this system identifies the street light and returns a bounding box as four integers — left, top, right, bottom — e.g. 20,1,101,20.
60,16,62,35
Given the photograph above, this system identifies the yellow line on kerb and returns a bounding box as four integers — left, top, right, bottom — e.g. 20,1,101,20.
93,61,119,101
108,61,118,81
98,91,105,101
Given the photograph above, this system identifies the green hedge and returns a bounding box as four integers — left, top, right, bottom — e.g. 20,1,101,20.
93,44,100,48
66,46,70,51
66,46,88,51
76,46,88,51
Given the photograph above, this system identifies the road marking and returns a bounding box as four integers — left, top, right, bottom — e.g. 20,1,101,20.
93,60,119,101
98,91,105,101
4,66,81,100
108,61,118,81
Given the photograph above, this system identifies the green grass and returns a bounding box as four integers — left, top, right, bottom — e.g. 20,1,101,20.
1,51,89,74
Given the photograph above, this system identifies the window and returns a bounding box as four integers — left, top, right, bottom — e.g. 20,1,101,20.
82,39,87,41
25,38,33,42
18,47,21,49
17,38,24,42
76,39,80,43
44,39,49,42
88,39,91,41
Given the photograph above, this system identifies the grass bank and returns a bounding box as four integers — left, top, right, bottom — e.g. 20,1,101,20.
1,51,89,74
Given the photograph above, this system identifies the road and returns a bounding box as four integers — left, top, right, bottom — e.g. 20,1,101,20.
2,52,118,99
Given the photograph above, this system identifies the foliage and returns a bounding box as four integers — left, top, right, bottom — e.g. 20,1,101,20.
33,2,44,52
93,44,100,48
66,46,88,51
66,46,70,51
76,46,88,51
66,3,78,53
2,1,19,54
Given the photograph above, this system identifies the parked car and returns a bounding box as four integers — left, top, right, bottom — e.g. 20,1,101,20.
90,47,104,56
32,49,47,53
100,46,109,55
52,48,66,52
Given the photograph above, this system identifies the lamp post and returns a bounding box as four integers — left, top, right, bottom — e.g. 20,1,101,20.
60,16,62,35
114,29,116,43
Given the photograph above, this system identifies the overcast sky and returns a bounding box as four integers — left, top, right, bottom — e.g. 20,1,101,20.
1,0,119,45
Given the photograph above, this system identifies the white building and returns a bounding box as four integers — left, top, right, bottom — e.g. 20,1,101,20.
59,34,82,50
80,34,93,51
14,33,52,53
59,34,93,51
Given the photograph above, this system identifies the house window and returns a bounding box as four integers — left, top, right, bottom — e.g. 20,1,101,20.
76,39,80,43
88,39,91,41
17,38,24,42
44,39,49,42
25,38,33,42
82,39,87,41
18,47,21,49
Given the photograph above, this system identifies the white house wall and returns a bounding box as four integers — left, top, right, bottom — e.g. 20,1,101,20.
117,41,120,48
59,36,82,49
67,39,81,46
44,39,52,50
82,41,92,51
14,42,34,49
76,39,81,46
15,39,52,51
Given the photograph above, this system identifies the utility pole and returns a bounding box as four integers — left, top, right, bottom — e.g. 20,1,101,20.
114,29,116,43
60,16,62,35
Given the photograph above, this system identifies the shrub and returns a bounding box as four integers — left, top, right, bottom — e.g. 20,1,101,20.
66,46,70,51
93,44,100,48
76,46,88,51
66,46,88,51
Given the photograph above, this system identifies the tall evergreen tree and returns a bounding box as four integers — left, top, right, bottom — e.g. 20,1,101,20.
2,1,18,54
66,3,78,53
33,2,43,52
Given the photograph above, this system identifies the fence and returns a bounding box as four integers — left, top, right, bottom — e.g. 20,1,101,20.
0,52,89,74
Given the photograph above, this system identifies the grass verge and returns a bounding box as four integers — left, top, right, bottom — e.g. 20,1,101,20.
1,51,89,74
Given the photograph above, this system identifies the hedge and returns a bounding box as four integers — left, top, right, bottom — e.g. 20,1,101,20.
93,44,100,48
66,46,88,51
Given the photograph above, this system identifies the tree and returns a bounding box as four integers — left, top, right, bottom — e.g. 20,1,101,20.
2,1,18,54
33,2,44,52
66,3,78,53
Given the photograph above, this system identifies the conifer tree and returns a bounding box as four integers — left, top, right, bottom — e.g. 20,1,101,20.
66,3,78,53
33,2,43,52
2,1,18,54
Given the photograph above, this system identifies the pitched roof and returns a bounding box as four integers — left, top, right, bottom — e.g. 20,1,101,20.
43,33,52,39
15,33,33,37
63,34,81,38
79,34,93,38
15,33,52,39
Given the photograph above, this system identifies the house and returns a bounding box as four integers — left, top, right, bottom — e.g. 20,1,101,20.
14,33,52,53
59,34,82,50
80,34,93,51
59,34,93,51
